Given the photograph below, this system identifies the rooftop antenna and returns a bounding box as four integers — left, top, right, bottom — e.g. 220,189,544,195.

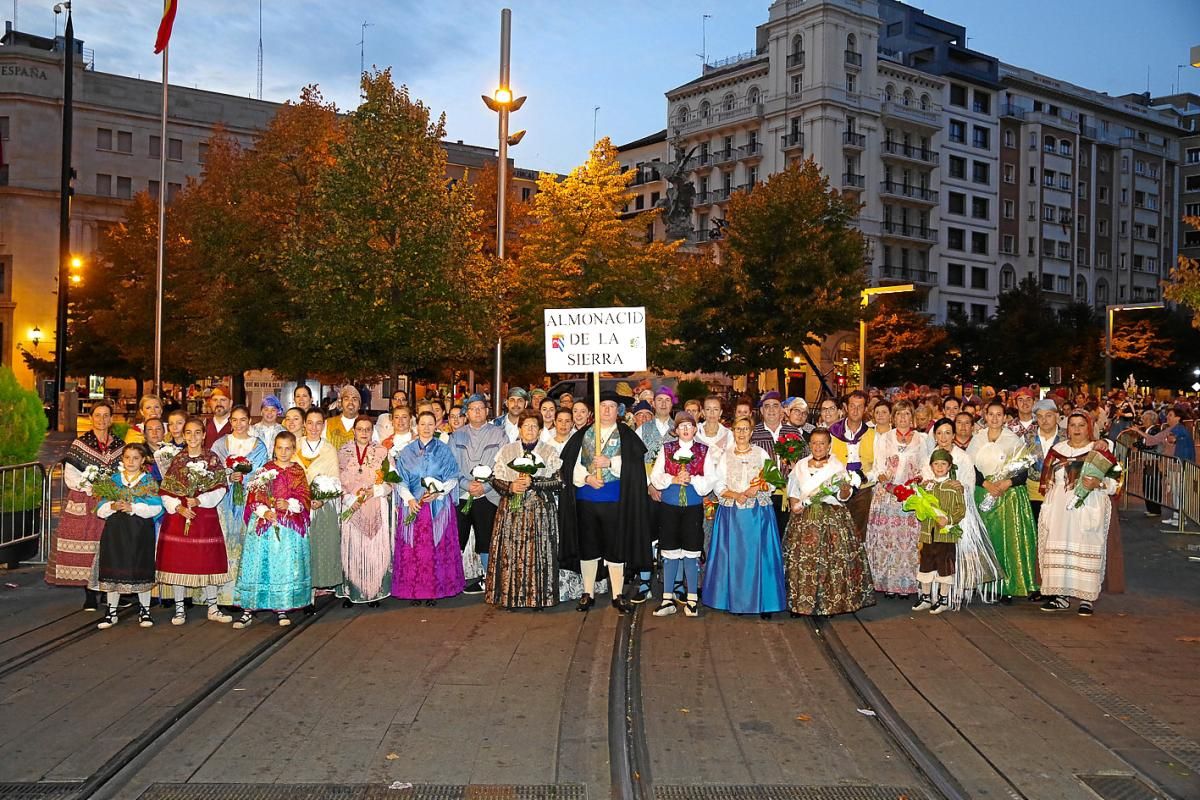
256,0,263,100
592,106,599,143
358,20,373,94
698,13,711,68
12,0,16,31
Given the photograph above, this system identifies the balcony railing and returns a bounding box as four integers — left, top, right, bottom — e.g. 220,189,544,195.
842,173,865,189
711,187,731,202
781,132,804,150
713,149,736,164
842,131,866,148
691,152,713,170
673,100,768,134
844,50,862,67
880,100,940,127
879,181,938,203
787,51,805,68
881,140,939,164
999,103,1025,118
879,265,936,284
881,221,937,242
739,142,763,159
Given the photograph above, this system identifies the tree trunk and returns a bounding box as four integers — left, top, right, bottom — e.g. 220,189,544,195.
775,366,787,398
232,372,246,406
136,378,145,401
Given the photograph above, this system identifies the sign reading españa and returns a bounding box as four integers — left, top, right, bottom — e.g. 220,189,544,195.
544,307,647,373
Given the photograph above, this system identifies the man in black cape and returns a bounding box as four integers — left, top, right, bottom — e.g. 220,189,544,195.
558,391,652,614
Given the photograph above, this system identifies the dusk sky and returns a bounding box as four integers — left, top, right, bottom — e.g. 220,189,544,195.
24,0,1200,174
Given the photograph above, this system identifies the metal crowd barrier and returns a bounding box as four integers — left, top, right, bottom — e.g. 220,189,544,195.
1113,432,1199,535
0,461,49,564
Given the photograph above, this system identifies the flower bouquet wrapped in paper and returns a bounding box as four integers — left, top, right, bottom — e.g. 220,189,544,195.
804,470,861,507
1071,448,1121,509
403,476,444,525
902,484,962,541
246,468,281,539
225,456,254,505
773,432,807,464
978,444,1036,513
670,451,694,504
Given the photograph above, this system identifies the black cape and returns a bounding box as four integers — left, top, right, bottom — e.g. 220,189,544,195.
558,422,653,573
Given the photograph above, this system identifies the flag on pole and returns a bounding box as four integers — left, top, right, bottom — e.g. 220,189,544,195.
153,0,178,54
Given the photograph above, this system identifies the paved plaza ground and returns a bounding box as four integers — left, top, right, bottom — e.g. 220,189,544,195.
1,498,1198,800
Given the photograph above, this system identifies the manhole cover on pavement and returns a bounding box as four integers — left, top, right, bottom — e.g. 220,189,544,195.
1076,774,1168,800
655,787,927,800
138,785,589,800
0,784,81,800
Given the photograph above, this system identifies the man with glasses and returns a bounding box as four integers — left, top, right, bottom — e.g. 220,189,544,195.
829,391,875,540
751,391,804,536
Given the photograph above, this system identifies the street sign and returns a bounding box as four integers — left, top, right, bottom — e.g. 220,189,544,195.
544,307,647,373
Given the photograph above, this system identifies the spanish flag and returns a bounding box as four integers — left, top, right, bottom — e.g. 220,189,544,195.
153,0,178,54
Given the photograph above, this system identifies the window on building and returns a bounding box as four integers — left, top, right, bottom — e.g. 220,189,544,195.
1058,241,1070,259
1003,163,1015,183
947,300,965,318
1028,201,1037,220
1096,279,1108,302
1002,199,1014,219
949,119,966,143
1186,175,1200,192
948,156,966,179
1185,231,1200,247
971,231,989,255
970,303,988,324
1135,159,1146,175
1001,264,1016,291
1078,181,1087,199
168,138,183,161
971,196,989,220
972,161,989,184
1097,186,1108,203
521,187,532,202
947,262,965,286
791,74,801,94
1099,154,1109,171
1043,169,1056,187
1077,215,1087,233
846,72,856,94
1001,234,1015,254
149,134,161,158
116,176,132,199
949,84,967,107
149,179,160,199
1028,236,1036,256
1043,239,1056,257
1041,273,1055,290
971,266,988,289
972,91,990,114
1077,247,1087,265
1057,275,1070,294
1029,132,1038,150
1186,203,1200,217
1098,219,1108,236
198,142,209,164
948,192,966,215
972,126,990,149
1043,204,1056,222
1003,129,1014,148
1080,150,1088,168
96,173,111,195
1187,147,1200,165
167,182,182,203
97,127,113,150
947,227,965,250
1121,156,1129,172
1029,166,1036,185
116,130,132,154
650,190,661,205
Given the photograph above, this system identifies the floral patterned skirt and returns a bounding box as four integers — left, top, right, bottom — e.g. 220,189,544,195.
784,503,875,616
864,491,921,595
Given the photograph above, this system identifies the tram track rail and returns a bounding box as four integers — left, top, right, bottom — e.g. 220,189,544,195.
0,609,128,681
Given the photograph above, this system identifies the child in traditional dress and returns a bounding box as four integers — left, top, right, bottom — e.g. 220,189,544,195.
233,431,314,627
913,449,965,614
91,444,163,629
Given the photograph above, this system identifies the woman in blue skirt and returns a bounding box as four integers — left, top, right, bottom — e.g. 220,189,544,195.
702,417,787,619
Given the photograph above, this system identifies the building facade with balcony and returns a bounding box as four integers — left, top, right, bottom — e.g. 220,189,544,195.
650,0,1185,330
1152,93,1200,268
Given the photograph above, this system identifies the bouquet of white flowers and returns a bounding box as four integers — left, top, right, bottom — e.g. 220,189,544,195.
81,464,110,490
309,474,342,502
403,476,444,525
247,468,281,539
804,470,861,507
979,444,1036,513
461,464,493,515
506,451,546,511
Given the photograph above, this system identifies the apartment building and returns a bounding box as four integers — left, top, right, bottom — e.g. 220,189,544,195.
1152,93,1200,265
0,25,544,391
651,0,1184,326
616,129,669,242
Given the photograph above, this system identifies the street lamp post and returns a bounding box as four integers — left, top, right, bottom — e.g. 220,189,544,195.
481,8,526,417
53,1,75,431
859,284,914,391
1104,302,1164,392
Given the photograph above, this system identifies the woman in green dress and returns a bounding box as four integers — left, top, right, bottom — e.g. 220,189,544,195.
296,408,342,601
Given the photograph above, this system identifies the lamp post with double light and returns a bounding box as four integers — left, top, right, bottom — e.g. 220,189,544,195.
480,8,527,416
859,284,914,391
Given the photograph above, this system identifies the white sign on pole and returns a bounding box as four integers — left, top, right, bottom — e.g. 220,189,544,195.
544,307,647,373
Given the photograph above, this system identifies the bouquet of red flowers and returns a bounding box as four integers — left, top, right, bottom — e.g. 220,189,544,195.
774,432,807,464
887,477,921,503
225,456,253,505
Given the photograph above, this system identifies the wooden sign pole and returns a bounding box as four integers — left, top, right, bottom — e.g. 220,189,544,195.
592,371,602,477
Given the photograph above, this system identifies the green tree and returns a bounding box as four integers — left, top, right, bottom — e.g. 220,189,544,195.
672,159,865,387
279,70,494,382
1164,215,1200,325
983,277,1063,386
866,297,949,387
0,366,46,465
513,138,702,380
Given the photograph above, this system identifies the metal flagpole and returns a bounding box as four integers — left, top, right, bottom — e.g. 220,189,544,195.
53,3,74,431
154,42,168,394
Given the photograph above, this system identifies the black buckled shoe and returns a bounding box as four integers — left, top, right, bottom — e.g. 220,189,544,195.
611,596,633,614
576,593,595,612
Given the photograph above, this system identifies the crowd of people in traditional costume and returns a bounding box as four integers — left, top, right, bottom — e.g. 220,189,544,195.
45,375,1188,630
